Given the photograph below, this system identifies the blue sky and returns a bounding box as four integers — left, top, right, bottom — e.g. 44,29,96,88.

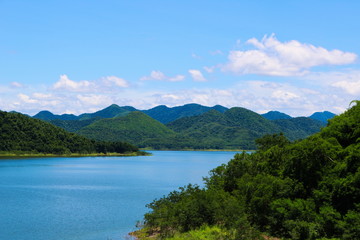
1,0,359,116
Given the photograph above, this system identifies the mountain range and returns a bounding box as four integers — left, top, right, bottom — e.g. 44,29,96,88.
31,104,335,150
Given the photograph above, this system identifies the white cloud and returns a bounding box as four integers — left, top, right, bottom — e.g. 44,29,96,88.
53,74,130,93
188,69,207,82
101,76,129,88
10,82,24,88
305,70,360,95
222,34,357,76
203,66,215,73
140,70,185,82
18,93,38,104
332,80,360,95
53,75,92,92
76,94,113,106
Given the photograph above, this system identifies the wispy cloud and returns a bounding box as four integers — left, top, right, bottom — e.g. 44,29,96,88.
305,70,360,95
140,70,185,82
53,74,130,92
222,34,357,76
10,82,25,88
188,69,207,82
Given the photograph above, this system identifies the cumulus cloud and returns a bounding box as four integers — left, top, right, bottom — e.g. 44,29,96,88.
10,82,24,88
305,70,360,95
101,76,129,88
188,69,207,82
222,34,357,76
53,74,130,93
76,94,113,106
53,75,93,92
332,80,360,95
140,70,185,82
18,93,38,104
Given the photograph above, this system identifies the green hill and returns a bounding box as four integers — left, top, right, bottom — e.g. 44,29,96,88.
262,110,292,120
49,117,102,132
76,111,176,146
274,117,326,140
142,103,228,124
31,104,326,150
0,111,139,155
78,104,137,120
167,108,321,149
138,101,360,240
33,110,78,121
309,111,336,123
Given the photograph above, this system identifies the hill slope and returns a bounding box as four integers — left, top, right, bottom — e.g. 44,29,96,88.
33,110,78,121
262,110,292,120
309,111,336,123
167,108,323,149
142,103,228,124
0,111,139,154
274,117,325,140
78,104,137,120
76,111,176,145
139,101,360,240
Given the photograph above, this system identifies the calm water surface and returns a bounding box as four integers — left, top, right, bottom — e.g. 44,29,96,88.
0,151,238,240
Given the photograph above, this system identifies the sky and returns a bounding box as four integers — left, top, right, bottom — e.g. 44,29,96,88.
1,0,360,116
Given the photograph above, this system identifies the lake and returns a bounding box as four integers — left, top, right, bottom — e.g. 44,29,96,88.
0,151,238,240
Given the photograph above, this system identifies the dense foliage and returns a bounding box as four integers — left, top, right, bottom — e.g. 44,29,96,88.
35,104,328,150
77,111,177,145
140,102,360,240
261,110,292,120
309,111,337,123
142,103,228,124
0,111,139,154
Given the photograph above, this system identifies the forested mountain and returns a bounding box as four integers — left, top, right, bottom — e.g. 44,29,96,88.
142,103,228,124
76,111,176,145
138,101,360,240
261,110,292,120
0,111,139,155
167,108,325,149
78,104,137,120
30,104,330,150
309,111,337,123
274,117,326,140
49,117,101,132
33,110,78,121
167,108,281,149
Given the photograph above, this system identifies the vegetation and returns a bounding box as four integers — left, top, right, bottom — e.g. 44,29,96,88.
76,111,176,145
261,110,292,120
309,111,337,123
33,104,331,150
142,103,228,124
137,101,360,240
0,111,141,155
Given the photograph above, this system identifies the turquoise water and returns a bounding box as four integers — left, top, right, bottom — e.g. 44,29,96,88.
0,151,238,240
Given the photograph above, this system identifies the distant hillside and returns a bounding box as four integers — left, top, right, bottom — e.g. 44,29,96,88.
0,111,139,155
274,117,326,140
33,110,78,121
262,110,292,120
78,104,137,120
309,111,336,123
142,103,228,124
167,108,325,149
49,117,102,132
167,108,282,149
76,111,176,145
28,104,329,150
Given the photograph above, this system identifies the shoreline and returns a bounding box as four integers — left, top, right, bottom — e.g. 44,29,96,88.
0,151,150,159
141,148,254,152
